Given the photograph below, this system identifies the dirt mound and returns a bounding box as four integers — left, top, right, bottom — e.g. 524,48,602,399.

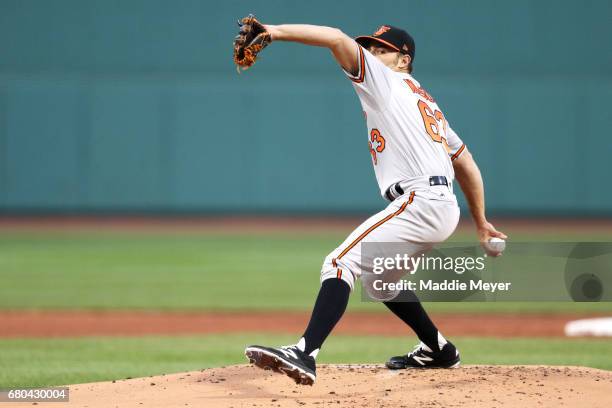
11,364,611,408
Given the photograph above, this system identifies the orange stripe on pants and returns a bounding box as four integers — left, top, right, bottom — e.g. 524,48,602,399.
332,191,415,267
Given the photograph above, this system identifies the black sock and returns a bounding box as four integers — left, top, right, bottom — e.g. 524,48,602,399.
301,278,351,355
383,291,441,351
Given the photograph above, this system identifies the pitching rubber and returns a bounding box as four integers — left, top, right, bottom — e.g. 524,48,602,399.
386,360,461,370
245,347,315,386
448,360,461,368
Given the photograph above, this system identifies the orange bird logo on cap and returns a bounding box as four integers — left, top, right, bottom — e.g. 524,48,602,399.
373,25,391,36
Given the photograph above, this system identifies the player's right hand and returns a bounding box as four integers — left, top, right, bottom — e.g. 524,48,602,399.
477,221,507,255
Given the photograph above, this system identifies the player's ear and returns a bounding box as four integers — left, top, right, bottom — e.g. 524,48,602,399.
399,54,411,71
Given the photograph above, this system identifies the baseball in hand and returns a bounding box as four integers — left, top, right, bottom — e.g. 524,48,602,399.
483,237,506,256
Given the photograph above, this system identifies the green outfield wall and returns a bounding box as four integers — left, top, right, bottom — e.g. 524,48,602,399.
0,0,610,214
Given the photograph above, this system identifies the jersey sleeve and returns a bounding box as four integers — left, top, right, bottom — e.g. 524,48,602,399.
446,126,467,162
343,45,395,110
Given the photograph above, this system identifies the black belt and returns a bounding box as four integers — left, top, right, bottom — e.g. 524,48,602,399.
384,176,448,202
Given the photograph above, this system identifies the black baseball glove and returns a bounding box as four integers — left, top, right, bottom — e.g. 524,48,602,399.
233,14,272,72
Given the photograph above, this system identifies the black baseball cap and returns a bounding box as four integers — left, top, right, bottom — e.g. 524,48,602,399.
355,25,416,61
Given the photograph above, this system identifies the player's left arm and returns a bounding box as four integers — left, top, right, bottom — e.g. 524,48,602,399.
452,148,508,246
264,24,360,76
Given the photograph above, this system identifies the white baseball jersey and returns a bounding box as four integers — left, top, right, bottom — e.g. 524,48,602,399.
319,44,464,291
344,45,466,198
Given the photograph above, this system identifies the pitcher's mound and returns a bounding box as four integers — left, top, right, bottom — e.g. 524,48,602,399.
58,365,612,407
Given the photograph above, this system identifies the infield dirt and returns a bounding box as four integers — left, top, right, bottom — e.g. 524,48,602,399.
0,310,594,338
8,365,611,408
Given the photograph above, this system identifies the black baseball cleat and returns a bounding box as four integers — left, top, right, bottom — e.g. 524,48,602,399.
245,344,316,385
386,341,460,369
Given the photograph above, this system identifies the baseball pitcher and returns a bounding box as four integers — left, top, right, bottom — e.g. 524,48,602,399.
235,16,507,385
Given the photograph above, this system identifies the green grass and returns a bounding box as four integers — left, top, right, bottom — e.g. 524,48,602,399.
1,333,610,388
1,230,611,313
1,229,609,390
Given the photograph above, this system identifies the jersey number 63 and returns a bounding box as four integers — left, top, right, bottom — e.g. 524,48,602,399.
417,100,451,153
